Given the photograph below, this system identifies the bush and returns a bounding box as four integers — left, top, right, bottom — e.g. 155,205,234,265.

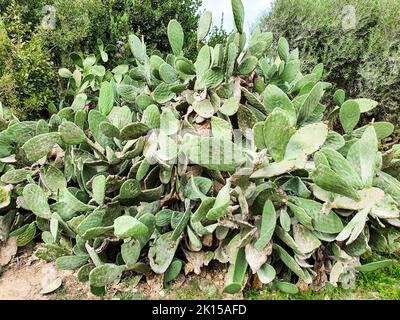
206,13,230,48
0,1,58,119
1,0,203,64
41,0,109,66
0,0,203,119
1,0,399,296
0,0,47,25
260,0,400,124
114,0,202,59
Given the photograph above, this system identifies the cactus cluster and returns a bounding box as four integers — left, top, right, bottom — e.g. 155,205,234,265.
0,0,399,296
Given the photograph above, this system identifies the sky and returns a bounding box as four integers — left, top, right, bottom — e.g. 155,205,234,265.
199,0,274,34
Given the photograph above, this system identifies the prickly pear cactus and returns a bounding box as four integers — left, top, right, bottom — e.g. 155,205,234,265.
0,0,399,296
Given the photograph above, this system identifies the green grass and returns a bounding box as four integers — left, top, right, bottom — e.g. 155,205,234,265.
113,278,225,300
113,291,149,300
50,287,88,300
244,285,349,300
112,275,149,300
245,254,400,300
112,263,400,300
355,255,400,300
168,279,224,300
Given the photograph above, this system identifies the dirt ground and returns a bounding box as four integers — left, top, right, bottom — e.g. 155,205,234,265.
0,259,239,300
0,261,66,300
0,243,238,300
0,240,93,300
0,243,79,300
2,243,397,300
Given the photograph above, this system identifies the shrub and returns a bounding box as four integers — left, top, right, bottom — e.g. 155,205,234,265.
114,0,202,60
0,1,58,119
42,0,109,66
0,0,203,119
260,0,400,124
206,13,230,48
0,0,47,24
0,0,399,296
1,0,203,64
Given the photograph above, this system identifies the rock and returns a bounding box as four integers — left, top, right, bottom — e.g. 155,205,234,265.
0,237,17,266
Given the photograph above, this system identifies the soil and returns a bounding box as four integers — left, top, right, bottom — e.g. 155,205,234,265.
1,247,396,300
0,261,58,300
0,244,91,300
0,245,238,300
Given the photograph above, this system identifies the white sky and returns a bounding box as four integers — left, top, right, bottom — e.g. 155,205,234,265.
199,0,274,34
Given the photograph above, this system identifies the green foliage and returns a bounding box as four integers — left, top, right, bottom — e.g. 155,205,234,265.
1,0,400,297
0,0,47,25
0,1,57,119
356,255,400,300
260,0,400,123
112,0,202,60
41,0,109,66
0,0,203,119
1,0,202,63
207,14,229,48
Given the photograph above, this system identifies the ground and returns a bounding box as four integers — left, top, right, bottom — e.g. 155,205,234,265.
0,247,399,300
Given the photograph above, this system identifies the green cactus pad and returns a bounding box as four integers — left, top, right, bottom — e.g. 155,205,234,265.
114,215,149,239
89,263,125,287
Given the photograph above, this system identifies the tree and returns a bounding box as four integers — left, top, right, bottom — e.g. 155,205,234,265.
1,0,203,62
207,13,229,48
0,0,203,119
259,0,400,123
0,1,57,119
119,0,202,58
